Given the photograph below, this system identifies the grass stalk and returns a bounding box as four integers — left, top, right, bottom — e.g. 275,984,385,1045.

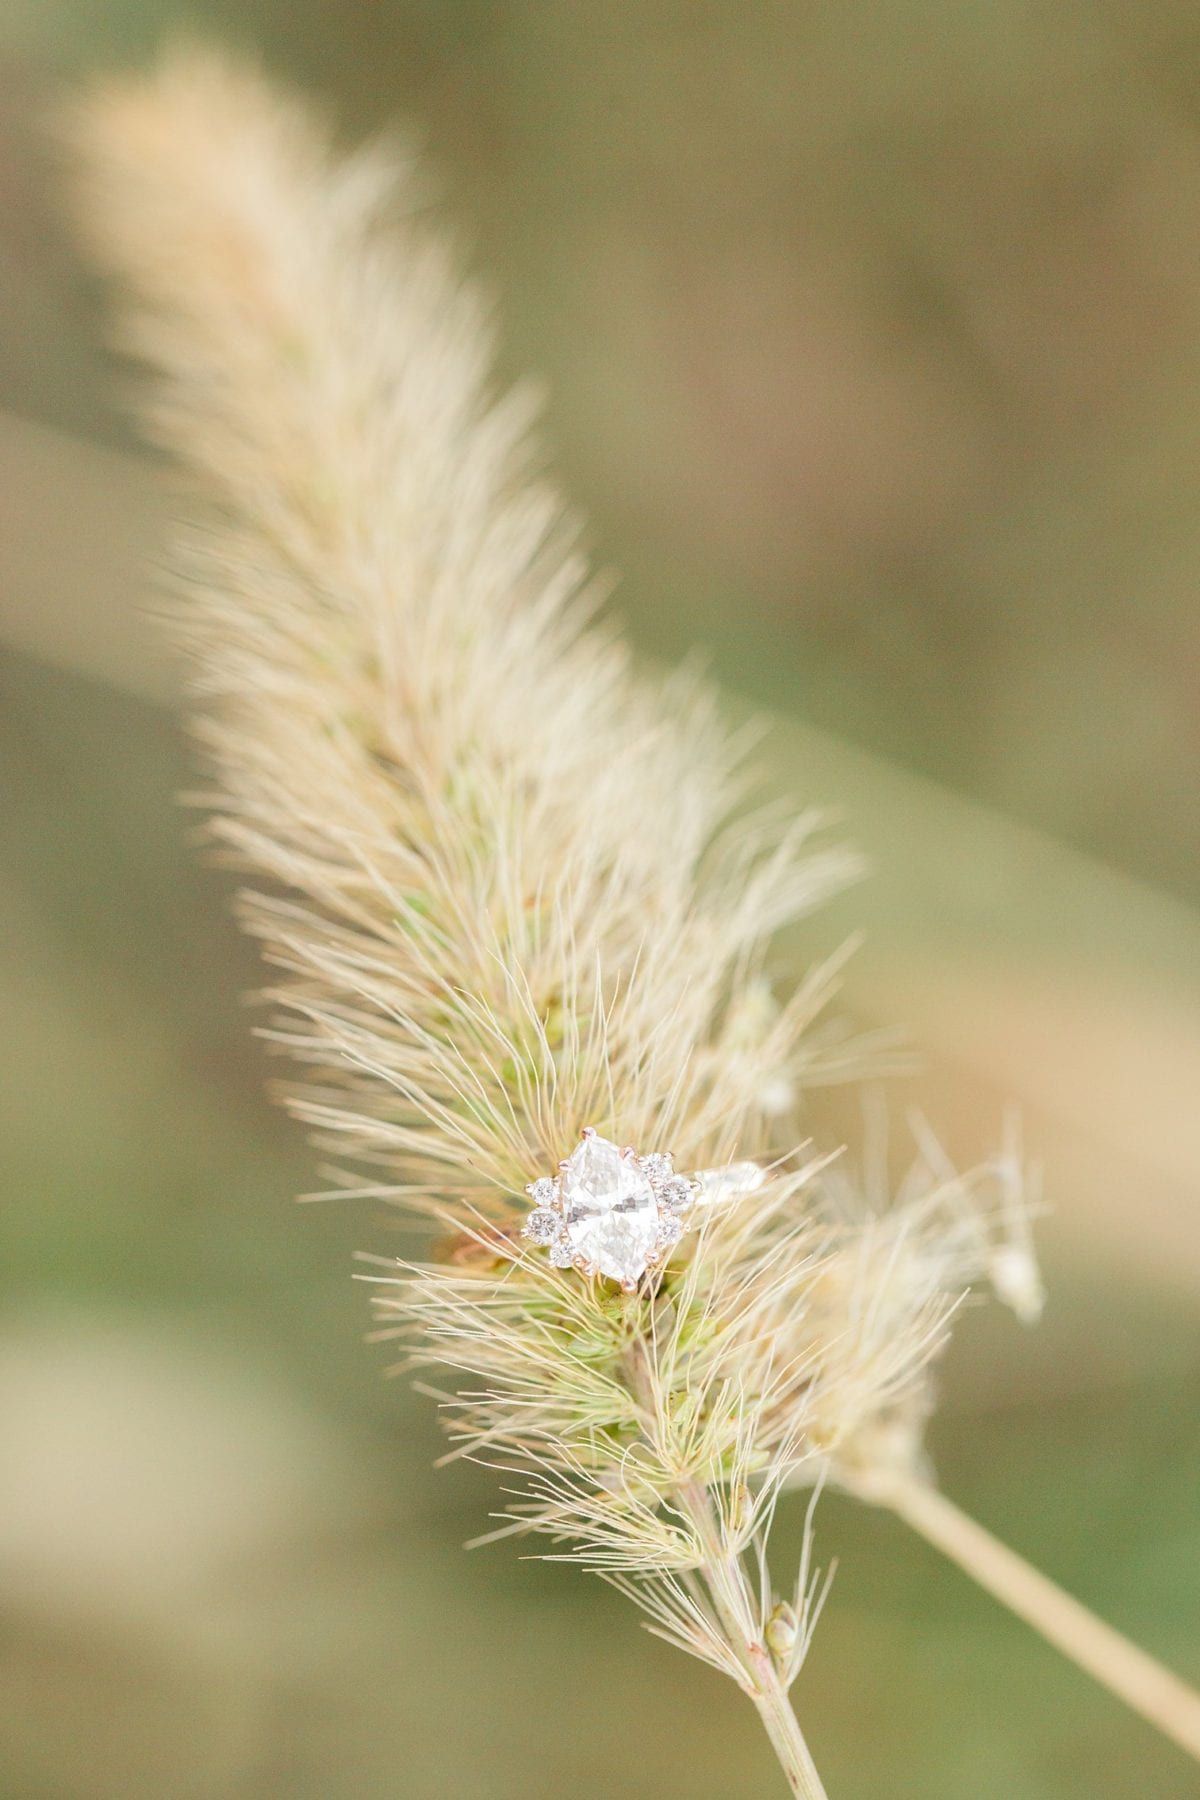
877,1472,1200,1762
680,1480,829,1800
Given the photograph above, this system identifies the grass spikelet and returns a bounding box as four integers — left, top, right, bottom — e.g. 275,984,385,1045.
66,42,1200,1796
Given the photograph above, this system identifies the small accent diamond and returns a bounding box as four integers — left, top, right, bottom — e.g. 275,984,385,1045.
524,1208,560,1246
639,1152,673,1183
655,1213,685,1249
660,1176,694,1213
526,1176,558,1207
548,1237,576,1268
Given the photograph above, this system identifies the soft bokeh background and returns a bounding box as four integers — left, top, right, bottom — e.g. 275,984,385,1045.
2,7,1199,1797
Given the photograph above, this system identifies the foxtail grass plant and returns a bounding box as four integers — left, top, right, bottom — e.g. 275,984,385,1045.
68,46,1200,1797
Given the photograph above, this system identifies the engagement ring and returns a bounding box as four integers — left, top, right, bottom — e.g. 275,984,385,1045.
522,1127,764,1289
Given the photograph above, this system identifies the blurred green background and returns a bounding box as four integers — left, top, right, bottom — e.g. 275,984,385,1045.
1,5,1198,1797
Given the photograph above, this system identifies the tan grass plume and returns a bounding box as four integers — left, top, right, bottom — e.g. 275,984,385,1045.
66,45,1200,1796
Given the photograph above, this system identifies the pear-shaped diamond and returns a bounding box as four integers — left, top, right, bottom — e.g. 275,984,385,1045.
559,1131,659,1285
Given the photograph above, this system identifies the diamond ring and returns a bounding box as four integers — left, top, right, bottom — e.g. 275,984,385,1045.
521,1127,764,1290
